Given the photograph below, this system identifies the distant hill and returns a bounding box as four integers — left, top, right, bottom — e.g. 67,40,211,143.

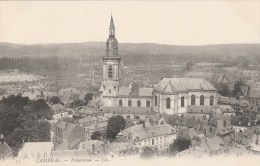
0,42,260,64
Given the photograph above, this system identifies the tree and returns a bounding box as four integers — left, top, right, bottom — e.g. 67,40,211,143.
91,131,102,140
140,146,154,159
106,115,126,140
49,96,61,105
169,136,191,156
217,84,231,97
0,95,53,156
84,92,93,104
233,80,245,98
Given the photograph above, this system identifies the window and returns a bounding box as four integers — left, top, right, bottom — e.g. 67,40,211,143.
191,95,195,105
128,100,132,107
135,115,140,120
166,98,171,109
108,65,113,79
146,101,150,107
210,95,214,105
181,97,185,107
152,139,155,145
200,95,204,105
119,100,123,107
109,89,111,94
155,96,158,106
137,101,141,107
127,115,131,119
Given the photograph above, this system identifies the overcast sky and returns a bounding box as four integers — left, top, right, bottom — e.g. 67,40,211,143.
0,1,259,45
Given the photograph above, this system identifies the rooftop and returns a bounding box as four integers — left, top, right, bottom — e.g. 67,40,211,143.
154,78,215,94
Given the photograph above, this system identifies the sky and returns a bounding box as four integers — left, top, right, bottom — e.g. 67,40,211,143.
0,1,259,45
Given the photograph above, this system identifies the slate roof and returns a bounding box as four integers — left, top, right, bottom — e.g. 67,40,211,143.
187,105,213,114
51,103,67,114
102,107,155,115
247,88,260,99
55,121,79,137
0,142,13,158
200,137,224,153
154,78,215,94
118,86,153,97
19,142,54,156
122,123,174,141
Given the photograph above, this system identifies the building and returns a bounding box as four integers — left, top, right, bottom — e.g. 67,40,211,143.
51,121,85,151
49,104,72,123
18,142,54,160
246,87,260,106
100,16,217,115
121,120,177,152
0,135,13,160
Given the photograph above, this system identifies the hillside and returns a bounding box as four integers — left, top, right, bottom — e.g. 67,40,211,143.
0,42,260,64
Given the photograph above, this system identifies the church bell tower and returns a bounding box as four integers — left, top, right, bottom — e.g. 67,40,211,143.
101,15,121,105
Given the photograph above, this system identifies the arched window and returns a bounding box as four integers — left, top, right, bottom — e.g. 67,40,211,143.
146,101,150,107
155,96,158,106
108,65,113,79
210,95,214,105
119,100,123,107
128,100,132,107
166,98,171,109
191,95,195,105
135,115,140,120
200,95,204,105
137,101,141,107
181,97,185,107
127,115,131,119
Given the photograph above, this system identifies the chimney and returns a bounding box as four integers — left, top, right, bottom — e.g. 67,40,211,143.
248,122,251,127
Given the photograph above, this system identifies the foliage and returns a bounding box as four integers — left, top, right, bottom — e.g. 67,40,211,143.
49,96,61,105
84,92,94,104
140,146,154,159
91,131,106,140
233,80,245,98
0,95,53,156
70,99,86,108
217,84,231,97
106,115,126,140
169,136,191,156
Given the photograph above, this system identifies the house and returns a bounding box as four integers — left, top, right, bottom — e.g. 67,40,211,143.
102,106,155,121
78,140,107,155
249,129,260,152
198,136,225,155
78,116,109,140
210,73,235,91
0,135,13,160
50,104,71,123
121,120,177,152
213,105,236,116
18,142,54,159
246,87,260,106
51,121,85,151
186,105,212,120
108,133,138,157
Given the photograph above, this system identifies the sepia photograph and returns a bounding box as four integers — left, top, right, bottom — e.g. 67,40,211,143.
0,0,260,166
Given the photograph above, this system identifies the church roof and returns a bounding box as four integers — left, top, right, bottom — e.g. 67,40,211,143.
109,16,115,31
154,78,215,94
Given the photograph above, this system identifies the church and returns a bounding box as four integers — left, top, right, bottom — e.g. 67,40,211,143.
100,16,218,115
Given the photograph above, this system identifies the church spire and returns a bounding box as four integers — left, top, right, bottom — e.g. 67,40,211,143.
109,15,115,37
